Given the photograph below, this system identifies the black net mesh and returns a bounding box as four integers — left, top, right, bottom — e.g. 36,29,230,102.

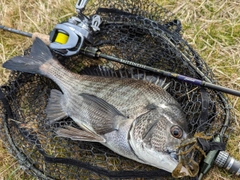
0,0,235,179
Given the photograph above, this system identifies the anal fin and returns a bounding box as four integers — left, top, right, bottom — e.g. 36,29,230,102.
56,126,106,142
45,89,67,124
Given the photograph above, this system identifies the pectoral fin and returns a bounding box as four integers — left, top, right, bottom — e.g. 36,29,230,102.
56,126,106,142
79,93,126,134
45,89,67,124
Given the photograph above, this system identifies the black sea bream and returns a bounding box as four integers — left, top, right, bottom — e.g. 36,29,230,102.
3,38,189,175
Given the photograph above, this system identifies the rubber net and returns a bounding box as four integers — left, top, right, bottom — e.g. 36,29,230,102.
0,0,235,179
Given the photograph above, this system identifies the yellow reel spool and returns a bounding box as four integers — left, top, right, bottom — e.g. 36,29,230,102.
55,32,69,44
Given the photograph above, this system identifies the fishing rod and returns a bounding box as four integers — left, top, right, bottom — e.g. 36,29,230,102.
1,25,240,97
0,25,50,45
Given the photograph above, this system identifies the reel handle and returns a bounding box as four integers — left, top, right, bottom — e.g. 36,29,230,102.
76,0,89,13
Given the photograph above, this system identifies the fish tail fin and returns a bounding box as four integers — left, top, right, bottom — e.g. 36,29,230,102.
2,38,53,74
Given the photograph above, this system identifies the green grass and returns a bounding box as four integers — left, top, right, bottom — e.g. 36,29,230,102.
1,0,240,179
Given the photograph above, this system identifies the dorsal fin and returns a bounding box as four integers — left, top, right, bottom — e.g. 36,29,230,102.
80,65,170,89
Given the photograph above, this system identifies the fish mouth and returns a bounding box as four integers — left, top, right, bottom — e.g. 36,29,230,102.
169,151,178,162
168,150,191,177
166,148,178,161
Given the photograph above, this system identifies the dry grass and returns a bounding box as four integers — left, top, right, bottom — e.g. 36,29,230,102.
0,0,240,179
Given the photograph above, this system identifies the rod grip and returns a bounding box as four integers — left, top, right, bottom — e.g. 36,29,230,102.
32,33,50,45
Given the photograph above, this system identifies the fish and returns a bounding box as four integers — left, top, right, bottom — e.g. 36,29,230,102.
3,38,190,177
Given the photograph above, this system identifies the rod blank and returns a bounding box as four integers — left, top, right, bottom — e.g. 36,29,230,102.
97,52,240,97
0,25,32,38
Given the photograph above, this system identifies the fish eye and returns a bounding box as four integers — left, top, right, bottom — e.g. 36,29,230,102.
170,125,183,139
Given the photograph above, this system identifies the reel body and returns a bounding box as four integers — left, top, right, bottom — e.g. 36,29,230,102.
49,0,101,56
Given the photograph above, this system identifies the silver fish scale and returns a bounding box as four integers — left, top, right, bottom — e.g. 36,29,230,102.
79,77,175,117
42,60,184,136
45,59,177,117
46,59,175,107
